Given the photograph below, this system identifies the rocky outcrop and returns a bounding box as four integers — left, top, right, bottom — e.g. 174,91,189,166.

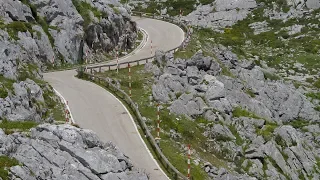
148,48,320,180
185,0,257,30
0,124,148,180
0,0,137,73
0,78,56,122
151,48,319,123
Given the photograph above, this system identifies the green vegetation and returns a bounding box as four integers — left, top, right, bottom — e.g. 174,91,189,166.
306,92,320,100
0,88,8,98
284,119,310,129
0,156,20,180
275,134,286,147
1,21,35,40
133,0,197,16
263,71,281,81
229,125,244,145
243,160,252,172
268,157,290,179
72,0,106,28
0,119,38,135
37,16,55,46
257,123,278,141
245,89,256,98
313,78,320,89
0,75,15,98
232,107,262,119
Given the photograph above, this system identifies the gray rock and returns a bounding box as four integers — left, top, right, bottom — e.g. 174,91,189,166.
249,21,271,35
155,50,165,67
184,0,257,29
0,79,45,122
205,124,236,141
1,124,148,180
186,66,201,85
205,78,225,101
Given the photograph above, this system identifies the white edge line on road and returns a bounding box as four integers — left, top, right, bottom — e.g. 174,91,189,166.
105,89,171,180
54,83,170,179
53,88,75,124
117,27,149,62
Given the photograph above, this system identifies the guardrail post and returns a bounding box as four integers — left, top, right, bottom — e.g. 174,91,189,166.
99,67,101,73
108,66,111,71
128,63,132,98
137,61,140,65
146,59,148,63
187,144,191,179
90,68,92,74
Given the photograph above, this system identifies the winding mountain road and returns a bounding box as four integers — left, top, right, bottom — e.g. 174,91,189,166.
44,17,184,180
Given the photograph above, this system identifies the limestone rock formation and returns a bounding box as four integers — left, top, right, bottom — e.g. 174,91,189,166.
0,124,148,180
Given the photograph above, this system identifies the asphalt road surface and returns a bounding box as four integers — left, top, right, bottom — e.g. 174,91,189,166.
44,17,184,180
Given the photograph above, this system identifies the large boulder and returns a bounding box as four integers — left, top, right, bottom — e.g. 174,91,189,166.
0,79,45,122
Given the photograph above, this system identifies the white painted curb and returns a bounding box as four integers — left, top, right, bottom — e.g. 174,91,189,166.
53,88,75,124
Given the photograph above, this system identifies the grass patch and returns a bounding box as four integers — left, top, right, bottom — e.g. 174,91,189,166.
306,92,320,100
0,75,15,93
232,107,262,119
284,119,310,129
3,21,35,40
245,89,256,98
0,119,38,134
229,125,244,145
257,123,278,141
313,78,320,89
263,71,280,81
0,156,20,180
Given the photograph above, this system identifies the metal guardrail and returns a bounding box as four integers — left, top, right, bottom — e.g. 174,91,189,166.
83,11,191,180
81,72,189,180
86,11,190,72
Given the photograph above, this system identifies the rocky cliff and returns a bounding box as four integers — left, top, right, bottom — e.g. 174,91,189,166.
0,124,148,179
0,0,137,73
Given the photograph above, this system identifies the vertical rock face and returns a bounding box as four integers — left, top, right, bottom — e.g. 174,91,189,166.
0,124,149,180
0,0,137,72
